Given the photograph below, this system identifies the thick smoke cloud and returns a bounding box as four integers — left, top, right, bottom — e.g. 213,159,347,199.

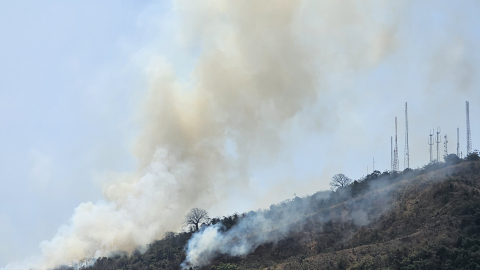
3,1,401,269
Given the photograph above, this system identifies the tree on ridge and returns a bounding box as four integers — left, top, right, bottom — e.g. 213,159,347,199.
184,208,210,231
330,173,352,191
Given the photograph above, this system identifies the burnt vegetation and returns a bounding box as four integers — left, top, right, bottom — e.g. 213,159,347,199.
63,152,480,270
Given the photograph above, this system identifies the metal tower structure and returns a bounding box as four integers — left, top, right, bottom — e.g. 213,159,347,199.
466,101,472,155
436,127,441,162
391,136,393,171
428,130,434,163
394,117,399,171
457,127,460,157
404,102,410,169
444,134,448,160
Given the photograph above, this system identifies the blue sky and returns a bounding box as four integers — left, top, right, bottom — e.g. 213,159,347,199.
1,1,480,268
0,1,156,264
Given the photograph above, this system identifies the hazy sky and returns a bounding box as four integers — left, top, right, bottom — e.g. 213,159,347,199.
1,0,479,268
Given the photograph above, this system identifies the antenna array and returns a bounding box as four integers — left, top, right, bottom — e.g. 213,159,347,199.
391,137,393,171
466,101,472,155
428,130,434,163
381,101,474,174
404,102,409,169
444,134,448,160
435,127,441,162
457,127,460,157
393,117,399,171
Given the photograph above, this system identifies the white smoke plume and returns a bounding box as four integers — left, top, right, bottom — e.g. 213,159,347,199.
180,196,327,269
2,0,401,269
181,174,401,269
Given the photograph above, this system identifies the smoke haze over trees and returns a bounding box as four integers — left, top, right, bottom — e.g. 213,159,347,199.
70,158,480,270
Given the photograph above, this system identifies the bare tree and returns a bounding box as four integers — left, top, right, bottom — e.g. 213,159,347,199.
184,208,210,231
330,173,352,190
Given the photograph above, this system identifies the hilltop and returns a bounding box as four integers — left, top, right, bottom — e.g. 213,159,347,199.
60,154,480,270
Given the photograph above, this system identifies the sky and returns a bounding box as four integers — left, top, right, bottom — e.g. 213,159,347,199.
0,0,480,269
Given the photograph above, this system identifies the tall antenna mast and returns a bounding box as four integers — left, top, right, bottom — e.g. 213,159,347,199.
391,136,393,171
428,130,434,163
394,117,399,171
466,101,472,155
404,102,410,169
457,127,460,157
436,127,441,162
444,134,448,160
373,157,375,172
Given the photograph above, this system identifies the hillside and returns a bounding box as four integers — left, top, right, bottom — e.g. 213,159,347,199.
61,157,480,270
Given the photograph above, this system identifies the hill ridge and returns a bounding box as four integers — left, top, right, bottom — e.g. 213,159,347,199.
65,159,480,270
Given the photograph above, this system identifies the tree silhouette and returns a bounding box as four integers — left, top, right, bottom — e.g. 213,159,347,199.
330,173,352,190
184,208,210,231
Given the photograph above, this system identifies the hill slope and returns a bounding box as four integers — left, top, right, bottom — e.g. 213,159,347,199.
69,159,480,270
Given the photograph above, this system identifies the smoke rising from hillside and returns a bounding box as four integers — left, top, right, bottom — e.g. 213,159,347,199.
180,195,330,269
181,176,399,269
3,1,401,269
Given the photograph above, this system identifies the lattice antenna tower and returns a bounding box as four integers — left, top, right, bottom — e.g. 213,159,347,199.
394,117,399,171
444,134,448,160
404,102,410,169
428,130,434,163
391,136,393,171
457,127,460,157
466,101,472,155
436,127,441,162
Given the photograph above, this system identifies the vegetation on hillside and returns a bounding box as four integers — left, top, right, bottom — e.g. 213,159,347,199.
56,152,480,270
